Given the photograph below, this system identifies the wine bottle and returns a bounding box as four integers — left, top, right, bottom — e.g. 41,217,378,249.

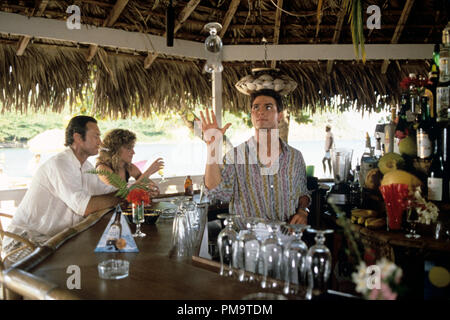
427,139,444,202
106,205,123,248
417,97,433,160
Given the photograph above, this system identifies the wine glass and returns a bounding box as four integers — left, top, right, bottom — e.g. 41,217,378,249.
305,228,334,300
261,220,286,289
217,214,239,277
158,168,166,183
283,224,310,296
132,201,146,238
233,217,263,282
405,207,421,239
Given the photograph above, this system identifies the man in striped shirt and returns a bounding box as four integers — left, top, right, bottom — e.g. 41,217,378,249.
200,89,310,225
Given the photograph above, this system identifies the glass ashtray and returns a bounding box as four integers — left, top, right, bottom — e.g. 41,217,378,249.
98,259,129,280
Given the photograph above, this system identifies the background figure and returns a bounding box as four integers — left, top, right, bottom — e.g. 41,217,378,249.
322,125,334,176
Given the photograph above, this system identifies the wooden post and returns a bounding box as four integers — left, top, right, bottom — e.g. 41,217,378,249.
212,71,222,128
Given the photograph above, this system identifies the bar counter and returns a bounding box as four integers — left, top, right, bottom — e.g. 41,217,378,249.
9,209,269,300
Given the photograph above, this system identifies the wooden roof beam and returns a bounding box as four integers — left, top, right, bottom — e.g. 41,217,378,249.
314,0,323,43
16,0,48,56
381,0,415,74
271,0,283,68
144,0,201,69
85,0,129,62
219,0,240,39
327,8,346,74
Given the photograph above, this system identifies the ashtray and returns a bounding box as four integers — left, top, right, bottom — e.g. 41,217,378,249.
98,259,129,280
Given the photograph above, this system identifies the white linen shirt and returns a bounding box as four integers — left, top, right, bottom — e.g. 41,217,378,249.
5,148,116,243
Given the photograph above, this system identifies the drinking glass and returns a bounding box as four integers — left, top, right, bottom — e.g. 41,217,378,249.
170,209,193,258
233,217,263,282
261,221,286,289
283,224,310,295
405,207,421,239
305,228,334,300
217,214,239,277
132,201,146,238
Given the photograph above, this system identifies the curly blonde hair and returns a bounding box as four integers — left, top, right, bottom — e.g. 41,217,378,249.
96,129,136,173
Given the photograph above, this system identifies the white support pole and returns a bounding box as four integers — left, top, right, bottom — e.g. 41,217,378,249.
212,71,222,128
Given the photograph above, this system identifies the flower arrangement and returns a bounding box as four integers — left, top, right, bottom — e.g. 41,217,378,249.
352,258,404,300
408,186,440,225
399,76,428,91
332,204,405,300
88,169,152,205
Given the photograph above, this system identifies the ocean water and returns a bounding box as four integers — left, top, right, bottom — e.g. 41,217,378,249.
0,139,366,181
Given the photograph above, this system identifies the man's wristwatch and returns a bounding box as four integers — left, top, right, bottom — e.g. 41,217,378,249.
299,208,310,216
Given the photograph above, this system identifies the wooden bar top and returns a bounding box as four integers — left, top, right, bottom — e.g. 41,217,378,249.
27,211,262,300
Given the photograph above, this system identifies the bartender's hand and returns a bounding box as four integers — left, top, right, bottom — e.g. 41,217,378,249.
289,209,308,225
199,108,231,145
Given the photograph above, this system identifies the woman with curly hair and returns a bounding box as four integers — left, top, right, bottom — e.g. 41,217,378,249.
96,129,164,193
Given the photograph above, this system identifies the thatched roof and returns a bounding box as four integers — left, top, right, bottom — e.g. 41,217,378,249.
0,0,448,116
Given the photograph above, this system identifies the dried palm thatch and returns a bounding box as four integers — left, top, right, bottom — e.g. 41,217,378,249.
0,42,428,117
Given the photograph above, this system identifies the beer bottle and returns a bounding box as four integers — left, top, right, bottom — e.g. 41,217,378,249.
184,175,193,196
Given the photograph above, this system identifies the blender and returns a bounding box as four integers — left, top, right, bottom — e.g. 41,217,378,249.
326,148,353,217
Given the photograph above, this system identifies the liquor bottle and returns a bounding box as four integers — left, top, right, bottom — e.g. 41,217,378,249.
360,133,377,188
417,97,433,160
350,163,361,208
427,139,444,202
409,73,420,116
424,64,439,120
106,205,123,248
384,106,397,154
184,175,193,196
437,24,450,123
374,133,382,159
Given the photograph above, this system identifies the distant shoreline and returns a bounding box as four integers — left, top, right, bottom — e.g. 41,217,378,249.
0,142,27,148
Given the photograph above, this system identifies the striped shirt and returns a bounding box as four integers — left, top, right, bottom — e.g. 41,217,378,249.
206,136,310,222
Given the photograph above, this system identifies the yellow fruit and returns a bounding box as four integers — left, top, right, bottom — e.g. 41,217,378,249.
398,136,417,157
365,218,386,229
351,208,379,218
357,216,366,225
381,169,422,190
365,168,384,190
378,152,405,175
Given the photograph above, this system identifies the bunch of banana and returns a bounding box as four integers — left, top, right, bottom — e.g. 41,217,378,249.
350,209,379,225
364,217,386,229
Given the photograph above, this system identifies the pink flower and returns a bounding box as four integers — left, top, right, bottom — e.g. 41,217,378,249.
368,282,398,300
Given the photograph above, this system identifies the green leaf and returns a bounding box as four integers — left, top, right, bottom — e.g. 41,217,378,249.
86,169,129,198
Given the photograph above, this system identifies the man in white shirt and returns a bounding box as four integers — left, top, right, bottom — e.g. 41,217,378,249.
322,125,334,176
1,116,121,262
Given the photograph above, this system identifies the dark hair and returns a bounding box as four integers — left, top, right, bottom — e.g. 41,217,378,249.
65,115,97,146
250,89,284,112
